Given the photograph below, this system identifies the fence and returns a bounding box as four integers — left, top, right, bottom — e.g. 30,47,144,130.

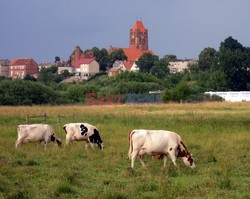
25,113,76,124
57,114,76,123
26,113,47,124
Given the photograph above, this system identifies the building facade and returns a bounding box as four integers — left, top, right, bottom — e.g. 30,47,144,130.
168,59,197,74
70,46,94,67
9,58,38,79
0,59,10,77
75,58,99,80
129,20,148,50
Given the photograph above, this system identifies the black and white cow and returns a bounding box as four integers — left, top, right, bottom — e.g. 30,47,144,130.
63,123,104,150
16,124,62,150
128,129,195,169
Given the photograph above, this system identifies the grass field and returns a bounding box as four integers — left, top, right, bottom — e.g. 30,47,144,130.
0,102,249,199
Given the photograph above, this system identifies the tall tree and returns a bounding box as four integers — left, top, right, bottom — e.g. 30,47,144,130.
91,47,109,71
218,37,250,90
136,53,159,73
198,47,217,71
150,58,169,79
162,54,177,62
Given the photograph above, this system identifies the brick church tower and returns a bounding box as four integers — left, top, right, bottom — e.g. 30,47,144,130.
129,20,148,50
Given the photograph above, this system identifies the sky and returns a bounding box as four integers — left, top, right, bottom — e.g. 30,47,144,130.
1,0,250,63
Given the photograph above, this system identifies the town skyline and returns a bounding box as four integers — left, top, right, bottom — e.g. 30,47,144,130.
1,0,250,63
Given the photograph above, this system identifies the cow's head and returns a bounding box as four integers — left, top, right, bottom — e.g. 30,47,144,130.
183,154,195,169
89,128,104,150
177,141,195,169
56,138,62,147
51,134,62,147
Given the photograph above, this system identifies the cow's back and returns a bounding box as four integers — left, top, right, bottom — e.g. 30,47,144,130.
131,130,181,153
17,124,51,141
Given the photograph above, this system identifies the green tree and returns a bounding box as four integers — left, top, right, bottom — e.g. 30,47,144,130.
23,74,37,81
198,47,217,71
218,37,250,90
108,49,127,66
92,47,109,71
136,53,159,73
162,54,176,62
207,69,228,91
150,58,169,79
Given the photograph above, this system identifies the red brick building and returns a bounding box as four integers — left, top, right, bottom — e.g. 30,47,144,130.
70,46,94,67
129,20,148,50
9,58,38,79
109,20,153,71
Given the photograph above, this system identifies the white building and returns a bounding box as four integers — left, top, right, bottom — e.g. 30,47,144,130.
168,59,197,74
75,58,99,80
205,91,250,102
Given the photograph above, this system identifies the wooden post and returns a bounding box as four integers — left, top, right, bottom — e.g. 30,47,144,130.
26,115,29,124
44,113,47,123
57,115,60,123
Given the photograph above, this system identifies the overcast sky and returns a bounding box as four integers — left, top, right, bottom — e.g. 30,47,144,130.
1,0,250,63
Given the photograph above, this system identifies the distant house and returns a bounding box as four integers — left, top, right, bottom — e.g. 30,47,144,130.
108,60,138,77
70,46,94,67
9,58,38,79
75,58,99,80
0,59,10,77
38,61,53,71
108,66,122,77
168,59,197,74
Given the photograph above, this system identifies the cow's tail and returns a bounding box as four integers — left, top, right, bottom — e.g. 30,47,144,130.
128,130,135,160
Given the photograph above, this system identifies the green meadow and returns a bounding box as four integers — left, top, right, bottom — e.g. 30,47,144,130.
0,102,249,199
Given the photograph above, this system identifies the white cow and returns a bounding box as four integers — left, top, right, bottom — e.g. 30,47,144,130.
63,123,104,150
16,124,62,150
128,129,195,169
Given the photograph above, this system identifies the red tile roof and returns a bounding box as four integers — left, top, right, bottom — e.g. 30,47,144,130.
75,58,94,67
10,58,38,66
123,61,134,70
131,21,146,32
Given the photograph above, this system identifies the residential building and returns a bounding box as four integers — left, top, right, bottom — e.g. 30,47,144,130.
75,58,99,80
9,58,38,79
108,66,122,77
70,46,94,67
168,59,197,74
38,61,53,71
0,59,10,77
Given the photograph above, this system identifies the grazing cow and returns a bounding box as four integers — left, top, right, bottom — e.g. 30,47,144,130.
128,129,195,169
63,123,104,150
16,124,62,150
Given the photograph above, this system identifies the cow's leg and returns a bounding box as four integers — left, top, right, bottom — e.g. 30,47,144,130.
139,155,145,167
168,150,177,167
65,138,72,145
131,149,139,169
44,142,47,150
163,155,168,168
15,139,23,148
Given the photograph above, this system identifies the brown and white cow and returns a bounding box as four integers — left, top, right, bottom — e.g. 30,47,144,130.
16,124,62,150
63,123,104,150
128,129,195,169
